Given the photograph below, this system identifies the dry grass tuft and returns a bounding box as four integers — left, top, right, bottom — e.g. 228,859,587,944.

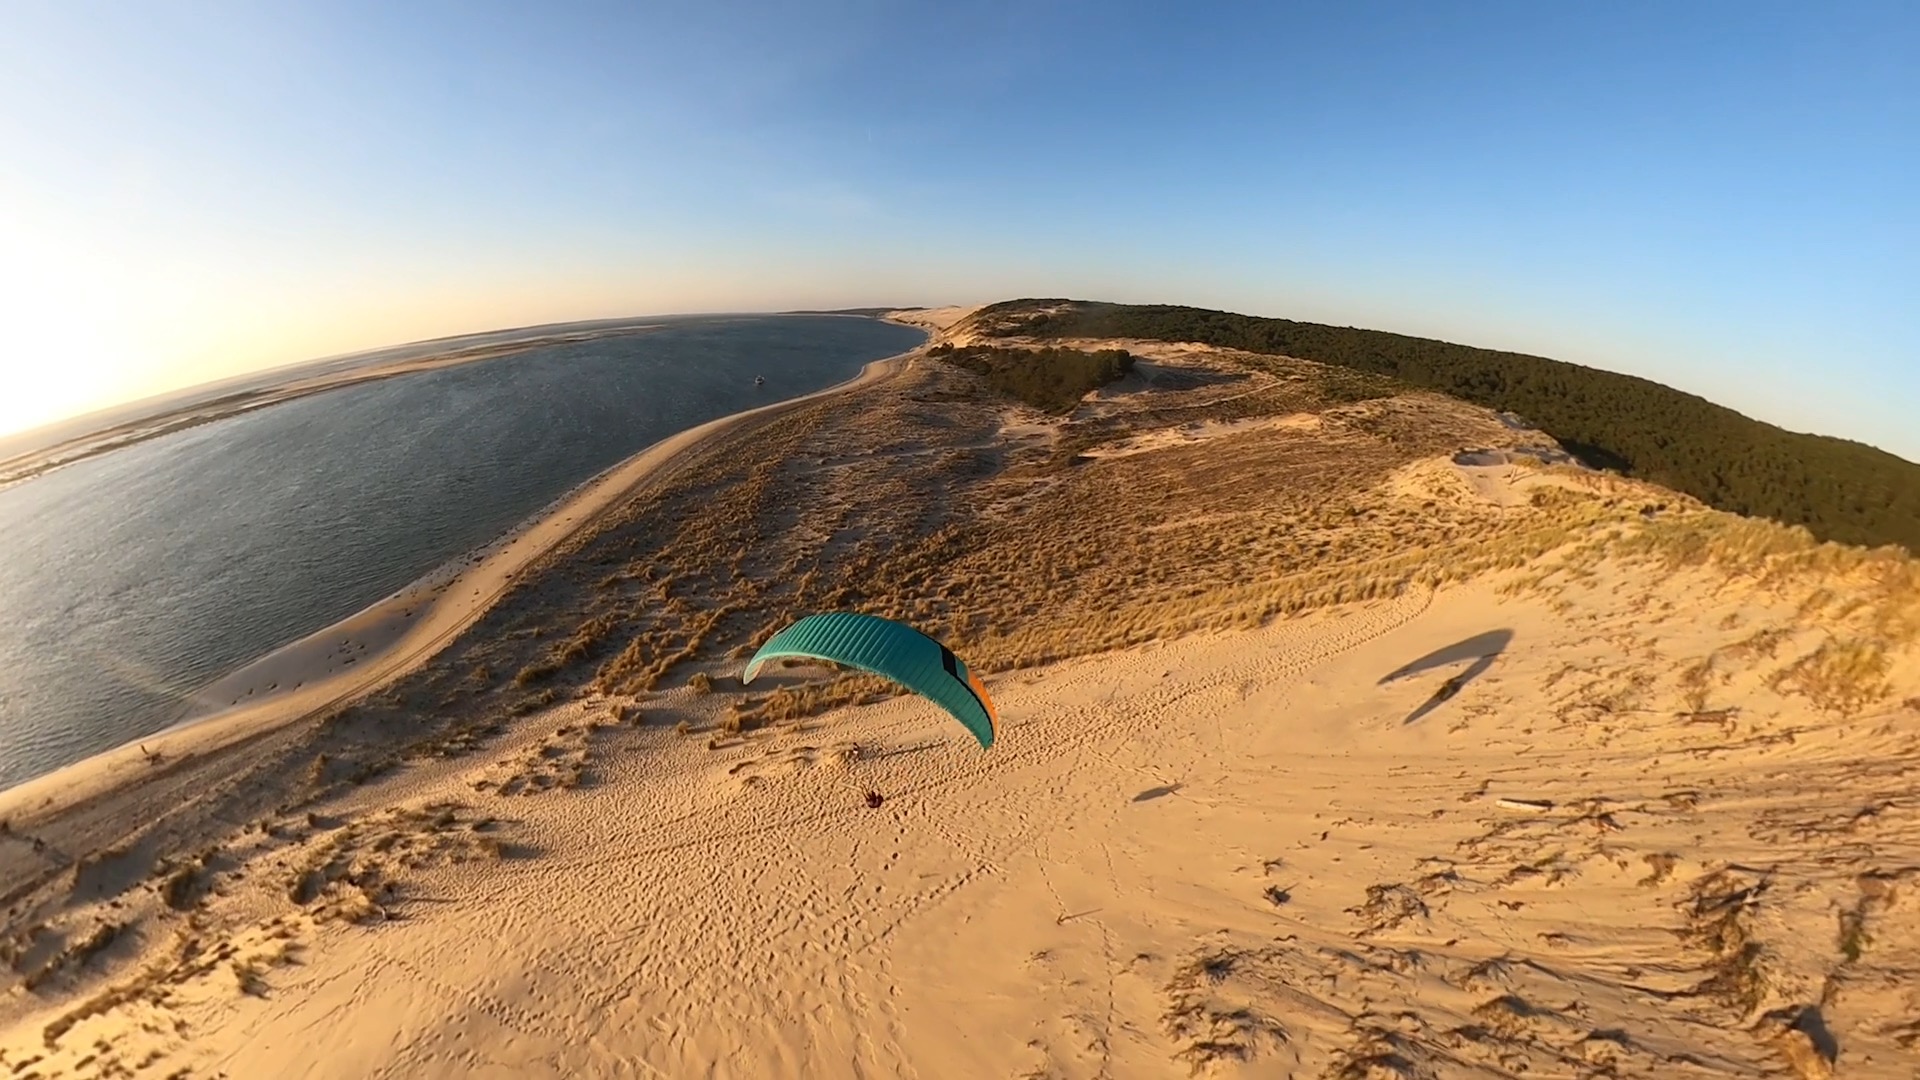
1678,657,1717,714
1768,639,1893,716
1681,869,1775,1017
282,801,508,921
1160,947,1292,1075
40,926,301,1048
157,855,212,912
736,675,897,725
1619,514,1920,648
20,920,122,993
1502,491,1920,723
513,660,559,687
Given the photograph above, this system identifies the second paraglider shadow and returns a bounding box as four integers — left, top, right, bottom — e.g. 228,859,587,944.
1378,629,1513,725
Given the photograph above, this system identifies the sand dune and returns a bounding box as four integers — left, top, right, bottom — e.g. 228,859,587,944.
3,325,1917,1078
883,305,982,337
8,566,1913,1077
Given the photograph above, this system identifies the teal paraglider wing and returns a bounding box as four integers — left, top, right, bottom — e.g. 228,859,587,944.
740,612,1000,748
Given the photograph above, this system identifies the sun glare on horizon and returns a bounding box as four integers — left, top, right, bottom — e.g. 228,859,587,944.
0,216,155,440
0,209,678,443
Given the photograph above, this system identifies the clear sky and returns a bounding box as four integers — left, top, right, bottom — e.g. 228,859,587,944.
2,1,1914,459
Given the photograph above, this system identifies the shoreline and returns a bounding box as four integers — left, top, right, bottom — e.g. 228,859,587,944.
0,341,923,818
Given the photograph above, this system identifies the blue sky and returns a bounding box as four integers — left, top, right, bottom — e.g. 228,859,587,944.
1,0,1914,459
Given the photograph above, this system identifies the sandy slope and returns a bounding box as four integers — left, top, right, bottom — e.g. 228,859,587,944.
6,556,1916,1078
885,305,982,337
4,322,1918,1079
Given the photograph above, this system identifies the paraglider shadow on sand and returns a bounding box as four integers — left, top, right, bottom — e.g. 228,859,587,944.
1132,783,1183,802
859,740,945,763
1378,629,1513,725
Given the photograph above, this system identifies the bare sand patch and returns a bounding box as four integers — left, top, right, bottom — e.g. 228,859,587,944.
885,305,983,338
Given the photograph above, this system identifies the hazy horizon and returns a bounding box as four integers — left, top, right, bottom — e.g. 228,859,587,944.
2,2,1913,459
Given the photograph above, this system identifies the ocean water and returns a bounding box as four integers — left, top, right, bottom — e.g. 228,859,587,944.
0,314,924,792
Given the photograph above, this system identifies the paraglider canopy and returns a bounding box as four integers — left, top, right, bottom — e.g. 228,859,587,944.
740,611,1000,748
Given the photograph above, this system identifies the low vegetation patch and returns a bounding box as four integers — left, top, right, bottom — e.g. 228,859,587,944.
1769,639,1892,716
929,342,1136,413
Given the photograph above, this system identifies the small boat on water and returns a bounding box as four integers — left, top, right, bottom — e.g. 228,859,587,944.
754,375,765,386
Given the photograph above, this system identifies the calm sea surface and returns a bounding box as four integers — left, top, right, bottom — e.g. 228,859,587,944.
0,314,924,792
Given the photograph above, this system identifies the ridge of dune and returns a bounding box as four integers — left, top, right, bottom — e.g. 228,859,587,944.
2,321,1917,1079
884,304,984,340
